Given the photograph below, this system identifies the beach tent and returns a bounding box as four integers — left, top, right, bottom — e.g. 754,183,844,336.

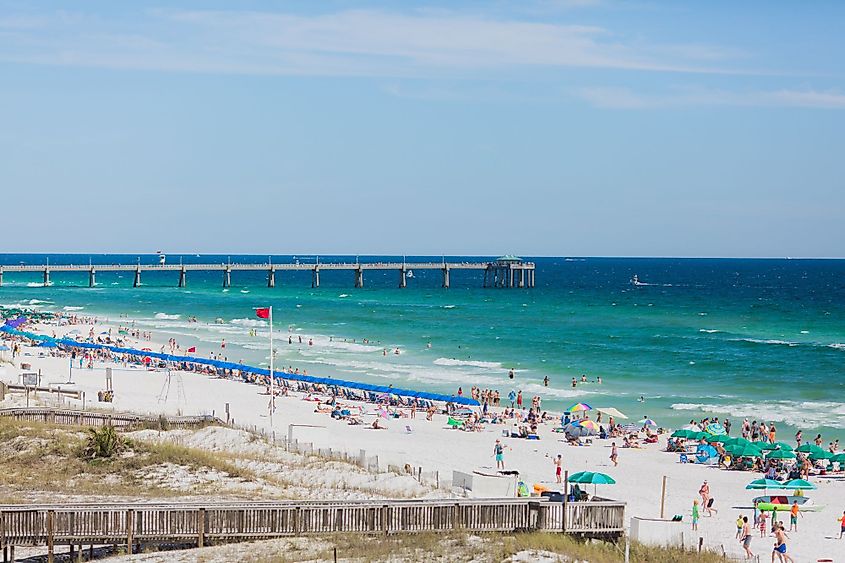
595,407,628,420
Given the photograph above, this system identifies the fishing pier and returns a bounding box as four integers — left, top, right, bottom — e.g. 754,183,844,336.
0,257,535,289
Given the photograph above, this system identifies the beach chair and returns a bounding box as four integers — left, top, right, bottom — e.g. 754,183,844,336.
679,453,689,464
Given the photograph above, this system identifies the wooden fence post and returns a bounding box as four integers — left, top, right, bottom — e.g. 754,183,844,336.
562,470,569,532
126,509,134,554
46,510,55,563
382,504,389,535
197,508,206,548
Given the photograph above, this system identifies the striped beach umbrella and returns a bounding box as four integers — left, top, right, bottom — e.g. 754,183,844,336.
565,403,592,413
574,420,600,432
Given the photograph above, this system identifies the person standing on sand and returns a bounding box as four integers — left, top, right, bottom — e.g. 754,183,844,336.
508,390,516,407
516,391,523,409
691,500,700,531
494,439,506,470
740,516,753,558
837,510,845,538
554,454,562,483
610,442,618,467
788,501,801,531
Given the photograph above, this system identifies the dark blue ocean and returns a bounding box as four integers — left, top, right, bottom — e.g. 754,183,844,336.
1,254,843,440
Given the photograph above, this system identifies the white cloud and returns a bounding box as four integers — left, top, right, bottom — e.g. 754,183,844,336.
575,86,845,109
0,7,742,77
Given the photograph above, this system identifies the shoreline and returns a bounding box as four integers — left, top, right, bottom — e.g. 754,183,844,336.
1,315,843,560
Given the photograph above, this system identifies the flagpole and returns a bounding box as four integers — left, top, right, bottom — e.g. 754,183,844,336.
269,305,274,432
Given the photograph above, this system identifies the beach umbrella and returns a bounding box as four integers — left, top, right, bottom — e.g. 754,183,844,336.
704,423,726,436
731,445,763,458
780,479,816,490
766,449,796,460
706,434,732,444
755,442,781,451
0,345,9,351
746,478,784,490
796,443,824,454
688,431,707,441
574,420,600,432
568,471,616,495
37,341,58,348
565,403,592,413
774,442,794,451
640,418,657,427
831,453,845,463
809,450,833,461
732,437,754,448
671,429,692,438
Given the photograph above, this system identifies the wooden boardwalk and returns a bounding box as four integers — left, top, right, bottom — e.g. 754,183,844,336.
0,499,624,561
0,407,223,431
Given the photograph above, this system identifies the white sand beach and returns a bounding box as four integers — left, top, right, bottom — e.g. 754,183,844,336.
1,319,844,562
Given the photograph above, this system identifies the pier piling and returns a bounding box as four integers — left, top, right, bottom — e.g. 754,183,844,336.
178,267,186,288
311,267,320,288
399,267,407,289
442,265,450,289
43,268,50,287
88,268,96,288
354,267,364,289
223,266,231,289
133,267,141,288
268,268,276,288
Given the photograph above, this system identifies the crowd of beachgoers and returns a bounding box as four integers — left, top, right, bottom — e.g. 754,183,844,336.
2,308,845,560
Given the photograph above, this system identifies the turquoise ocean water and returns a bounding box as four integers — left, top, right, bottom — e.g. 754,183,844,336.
1,255,843,440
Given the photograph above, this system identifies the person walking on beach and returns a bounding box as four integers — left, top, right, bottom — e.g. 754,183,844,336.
691,500,700,531
772,523,793,563
493,439,506,470
758,510,769,537
837,510,845,538
553,454,562,483
699,480,710,510
788,501,801,531
508,390,516,407
516,391,523,409
610,442,618,467
740,516,753,559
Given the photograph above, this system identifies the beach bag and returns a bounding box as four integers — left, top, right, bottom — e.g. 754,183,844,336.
707,498,715,508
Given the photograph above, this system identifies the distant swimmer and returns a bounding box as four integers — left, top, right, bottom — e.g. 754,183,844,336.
508,368,515,380
288,336,292,345
580,374,587,383
571,378,577,388
427,342,432,349
543,375,549,387
394,348,400,355
639,395,645,402
597,376,602,384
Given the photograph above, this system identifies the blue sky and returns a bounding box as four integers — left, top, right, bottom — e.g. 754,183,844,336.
1,1,843,257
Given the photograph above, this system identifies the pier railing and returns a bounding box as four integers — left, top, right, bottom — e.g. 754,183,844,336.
0,498,624,559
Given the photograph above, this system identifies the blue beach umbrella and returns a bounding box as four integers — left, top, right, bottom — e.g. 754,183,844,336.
38,341,58,348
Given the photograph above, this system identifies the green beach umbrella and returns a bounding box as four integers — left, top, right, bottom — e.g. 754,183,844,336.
766,449,796,460
755,441,780,451
796,443,824,455
707,435,733,444
831,453,845,463
671,429,692,439
780,478,816,490
774,442,794,451
746,478,784,490
809,450,833,461
688,431,707,441
732,437,754,448
732,445,763,458
569,471,616,485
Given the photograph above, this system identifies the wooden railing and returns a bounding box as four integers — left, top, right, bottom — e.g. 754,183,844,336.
0,408,223,430
0,499,625,558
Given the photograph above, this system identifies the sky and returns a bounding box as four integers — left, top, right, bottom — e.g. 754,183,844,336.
1,1,843,257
